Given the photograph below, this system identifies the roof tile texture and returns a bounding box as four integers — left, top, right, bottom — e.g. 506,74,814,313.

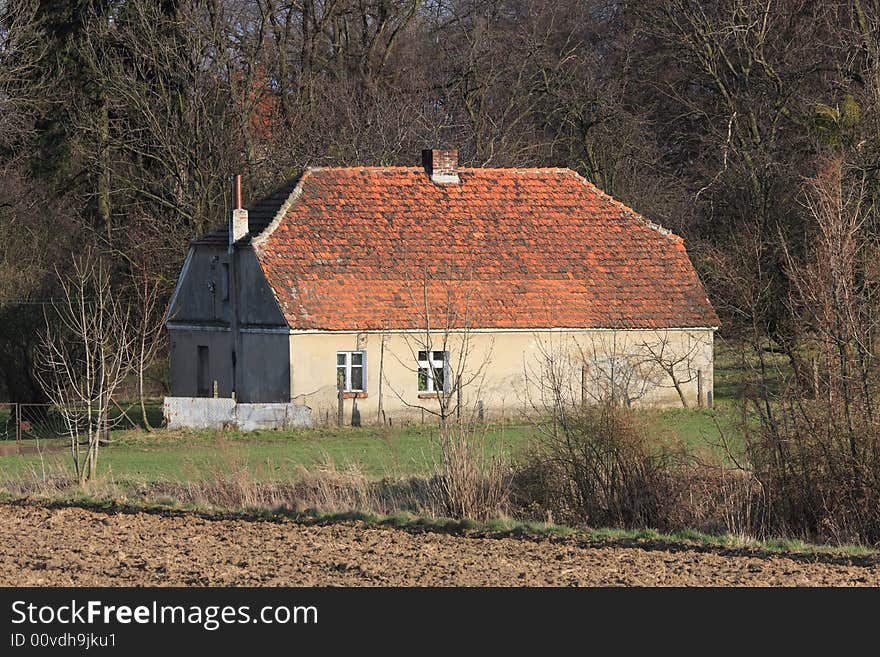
249,167,718,330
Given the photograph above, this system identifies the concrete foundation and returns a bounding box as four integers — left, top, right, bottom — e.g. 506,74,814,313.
164,397,313,431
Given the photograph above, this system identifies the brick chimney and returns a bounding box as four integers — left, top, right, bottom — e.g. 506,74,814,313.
422,148,460,184
229,174,249,248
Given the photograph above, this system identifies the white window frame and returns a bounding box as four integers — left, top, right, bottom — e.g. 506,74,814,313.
336,351,366,392
418,350,449,394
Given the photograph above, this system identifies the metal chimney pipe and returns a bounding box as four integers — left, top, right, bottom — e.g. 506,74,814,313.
233,174,242,210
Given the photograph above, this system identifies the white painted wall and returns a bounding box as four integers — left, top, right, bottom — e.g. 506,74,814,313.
289,328,714,425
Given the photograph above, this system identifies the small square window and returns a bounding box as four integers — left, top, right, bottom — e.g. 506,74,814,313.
336,351,366,392
417,350,449,393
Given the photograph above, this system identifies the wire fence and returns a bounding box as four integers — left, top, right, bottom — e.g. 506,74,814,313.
0,401,163,441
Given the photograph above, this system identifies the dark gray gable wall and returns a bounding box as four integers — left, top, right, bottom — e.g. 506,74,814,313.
167,244,291,403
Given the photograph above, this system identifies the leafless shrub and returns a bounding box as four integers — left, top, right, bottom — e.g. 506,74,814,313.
514,403,684,528
747,399,880,544
431,420,511,521
737,158,880,544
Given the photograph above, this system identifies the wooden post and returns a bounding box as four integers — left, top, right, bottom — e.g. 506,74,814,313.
337,374,344,427
697,369,704,408
15,403,20,442
377,332,385,425
581,365,588,407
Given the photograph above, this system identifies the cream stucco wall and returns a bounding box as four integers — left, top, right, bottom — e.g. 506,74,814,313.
289,328,714,426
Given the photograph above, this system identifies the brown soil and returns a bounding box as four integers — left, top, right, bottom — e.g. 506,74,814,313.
1,503,878,586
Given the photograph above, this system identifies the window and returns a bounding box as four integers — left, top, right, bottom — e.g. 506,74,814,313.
337,351,366,392
418,350,449,393
221,263,230,301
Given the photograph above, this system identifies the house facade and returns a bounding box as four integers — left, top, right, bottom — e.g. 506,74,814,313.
165,150,719,428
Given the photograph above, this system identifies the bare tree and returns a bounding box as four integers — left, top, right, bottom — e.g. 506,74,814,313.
638,330,710,409
525,330,670,412
0,0,47,149
736,156,880,543
578,332,660,408
380,270,493,427
36,254,136,483
780,157,878,452
130,266,167,431
379,271,508,520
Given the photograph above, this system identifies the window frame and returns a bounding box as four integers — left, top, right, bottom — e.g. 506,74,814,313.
417,349,449,394
336,350,366,393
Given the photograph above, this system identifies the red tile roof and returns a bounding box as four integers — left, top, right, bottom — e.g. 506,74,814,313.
245,166,718,330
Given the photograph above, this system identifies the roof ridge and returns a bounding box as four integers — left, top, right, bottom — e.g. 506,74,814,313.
243,166,685,248
561,169,682,242
304,164,585,174
307,165,423,172
251,169,314,247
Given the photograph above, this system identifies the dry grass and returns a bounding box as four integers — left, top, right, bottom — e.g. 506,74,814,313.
432,421,511,522
0,454,452,519
0,443,769,540
511,404,772,537
5,411,875,548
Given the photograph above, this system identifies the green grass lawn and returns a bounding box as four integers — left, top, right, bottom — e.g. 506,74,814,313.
0,407,741,484
650,407,740,459
0,340,760,484
0,423,534,483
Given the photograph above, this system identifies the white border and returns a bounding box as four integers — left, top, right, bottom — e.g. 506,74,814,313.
168,323,718,335
289,326,718,335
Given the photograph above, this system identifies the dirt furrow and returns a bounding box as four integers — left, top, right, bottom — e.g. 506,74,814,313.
1,504,877,586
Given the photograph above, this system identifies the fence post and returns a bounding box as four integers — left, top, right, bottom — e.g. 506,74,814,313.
15,403,20,442
337,375,344,427
581,365,589,407
697,369,704,408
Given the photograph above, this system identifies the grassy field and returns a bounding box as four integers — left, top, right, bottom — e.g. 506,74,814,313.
2,424,524,482
0,341,755,485
0,408,740,484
